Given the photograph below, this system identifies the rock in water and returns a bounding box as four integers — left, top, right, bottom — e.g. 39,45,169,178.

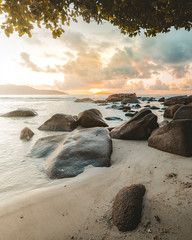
164,104,183,118
173,105,192,120
2,109,37,117
20,127,34,141
106,93,137,102
78,109,108,128
74,98,93,102
112,184,146,232
111,109,158,140
148,119,192,157
164,95,192,106
31,134,66,158
38,114,78,131
31,128,112,178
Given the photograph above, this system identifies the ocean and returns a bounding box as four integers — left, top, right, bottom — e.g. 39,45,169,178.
0,94,165,201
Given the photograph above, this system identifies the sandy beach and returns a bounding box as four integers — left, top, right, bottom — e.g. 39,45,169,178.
0,139,191,240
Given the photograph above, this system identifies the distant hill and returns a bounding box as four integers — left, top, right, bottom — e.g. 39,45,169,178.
0,84,67,95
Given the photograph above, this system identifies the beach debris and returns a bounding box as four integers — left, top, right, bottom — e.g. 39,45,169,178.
78,109,108,128
164,104,183,118
148,119,192,157
38,114,78,131
111,109,158,140
33,127,112,178
112,184,146,232
166,173,177,179
154,214,161,223
2,109,37,117
20,127,34,141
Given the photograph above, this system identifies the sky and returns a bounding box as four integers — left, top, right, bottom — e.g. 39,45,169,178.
0,17,192,95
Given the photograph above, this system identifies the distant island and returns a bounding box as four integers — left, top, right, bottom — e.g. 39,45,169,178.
0,84,67,95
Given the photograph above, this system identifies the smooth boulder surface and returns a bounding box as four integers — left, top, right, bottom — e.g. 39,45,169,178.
111,109,158,140
173,105,192,120
112,184,146,232
32,128,112,178
106,93,137,102
74,98,93,102
31,134,66,158
148,119,192,157
164,104,183,118
2,109,37,117
78,109,108,128
38,114,78,131
164,95,192,106
20,127,34,141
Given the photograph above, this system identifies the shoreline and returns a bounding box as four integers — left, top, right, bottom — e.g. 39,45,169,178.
0,139,191,240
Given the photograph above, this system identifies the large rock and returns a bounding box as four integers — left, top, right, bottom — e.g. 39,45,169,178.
74,98,93,102
20,127,34,141
164,104,183,118
94,100,107,104
110,109,158,140
38,114,78,131
78,109,108,128
31,128,112,178
112,184,146,232
173,106,192,120
2,109,37,117
106,93,137,102
148,119,192,157
158,97,165,102
164,95,192,106
121,98,139,104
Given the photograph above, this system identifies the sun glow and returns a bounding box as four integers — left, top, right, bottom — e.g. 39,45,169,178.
89,88,109,94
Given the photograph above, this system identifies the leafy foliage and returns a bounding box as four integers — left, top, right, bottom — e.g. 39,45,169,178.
0,0,192,38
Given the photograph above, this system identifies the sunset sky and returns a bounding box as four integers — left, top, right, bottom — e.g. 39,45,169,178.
0,17,192,95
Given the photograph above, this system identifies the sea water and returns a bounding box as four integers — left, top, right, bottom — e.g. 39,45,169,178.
0,94,165,201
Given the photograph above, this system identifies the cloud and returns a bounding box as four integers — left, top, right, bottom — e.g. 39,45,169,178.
20,52,43,72
149,78,170,90
126,80,146,91
19,28,192,92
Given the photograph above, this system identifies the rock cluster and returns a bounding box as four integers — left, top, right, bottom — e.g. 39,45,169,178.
164,95,192,106
106,93,137,102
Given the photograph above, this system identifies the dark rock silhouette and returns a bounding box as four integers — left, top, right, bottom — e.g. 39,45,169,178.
38,114,78,131
112,184,146,232
20,127,34,141
111,109,158,140
78,109,108,128
173,105,192,120
148,119,192,157
106,93,137,102
2,109,37,117
164,104,183,118
164,95,192,106
75,98,93,102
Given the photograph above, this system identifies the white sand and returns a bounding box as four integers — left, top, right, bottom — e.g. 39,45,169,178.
0,139,191,240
